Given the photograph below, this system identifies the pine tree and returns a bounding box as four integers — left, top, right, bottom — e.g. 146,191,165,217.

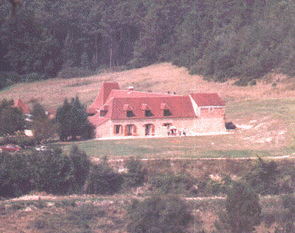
55,96,94,141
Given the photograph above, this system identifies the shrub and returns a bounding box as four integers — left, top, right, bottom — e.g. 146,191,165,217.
0,152,34,197
215,182,262,233
244,157,280,195
149,173,196,195
127,196,193,233
69,145,90,193
84,160,123,195
197,175,232,196
123,157,146,189
32,148,76,195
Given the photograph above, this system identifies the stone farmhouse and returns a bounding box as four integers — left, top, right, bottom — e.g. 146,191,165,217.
87,82,226,138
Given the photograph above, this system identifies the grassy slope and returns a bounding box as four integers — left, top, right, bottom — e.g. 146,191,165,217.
2,63,295,158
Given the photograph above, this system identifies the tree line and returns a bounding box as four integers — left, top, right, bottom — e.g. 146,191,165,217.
0,97,94,144
1,0,295,88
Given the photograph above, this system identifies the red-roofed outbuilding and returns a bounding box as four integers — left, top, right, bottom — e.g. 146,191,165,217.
88,82,226,138
14,98,30,114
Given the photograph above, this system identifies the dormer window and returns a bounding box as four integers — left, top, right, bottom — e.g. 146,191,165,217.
127,110,134,117
99,105,108,117
123,104,134,117
142,104,153,117
161,103,172,116
100,110,107,117
163,109,172,116
145,110,153,117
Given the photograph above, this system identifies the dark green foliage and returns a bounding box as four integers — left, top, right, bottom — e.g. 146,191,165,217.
0,72,20,90
196,175,233,196
0,99,25,136
150,173,196,195
215,182,262,233
55,96,94,141
31,101,47,121
279,195,295,232
32,148,76,195
32,145,91,195
2,0,295,83
127,195,193,233
123,157,146,189
0,152,34,197
69,145,90,193
0,144,121,197
31,101,57,144
84,159,123,195
245,157,280,195
57,67,95,79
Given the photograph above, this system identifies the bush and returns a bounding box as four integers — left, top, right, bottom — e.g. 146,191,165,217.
84,160,123,195
197,175,232,196
244,157,280,195
149,173,196,195
32,148,76,195
215,182,262,233
127,196,193,233
69,145,90,193
57,67,95,79
0,152,34,197
123,157,146,189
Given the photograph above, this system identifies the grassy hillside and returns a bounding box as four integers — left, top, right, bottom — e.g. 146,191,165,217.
2,63,295,158
1,63,295,111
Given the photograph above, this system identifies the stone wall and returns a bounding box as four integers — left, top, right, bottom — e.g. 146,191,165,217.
95,115,226,138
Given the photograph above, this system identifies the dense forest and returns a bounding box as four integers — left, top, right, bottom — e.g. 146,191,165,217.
0,0,295,88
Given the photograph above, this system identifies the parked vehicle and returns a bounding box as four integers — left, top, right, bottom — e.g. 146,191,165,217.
1,144,21,152
35,145,52,152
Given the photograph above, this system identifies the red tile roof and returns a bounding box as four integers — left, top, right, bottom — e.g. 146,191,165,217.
190,93,225,106
89,95,195,127
14,98,30,114
87,82,120,114
110,96,195,120
88,82,225,127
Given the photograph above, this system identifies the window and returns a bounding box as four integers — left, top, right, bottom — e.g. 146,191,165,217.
127,110,134,117
163,109,172,116
145,124,155,136
100,110,107,117
126,124,136,136
145,110,153,117
114,125,122,134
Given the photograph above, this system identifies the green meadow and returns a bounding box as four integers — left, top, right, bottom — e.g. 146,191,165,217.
61,99,295,159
